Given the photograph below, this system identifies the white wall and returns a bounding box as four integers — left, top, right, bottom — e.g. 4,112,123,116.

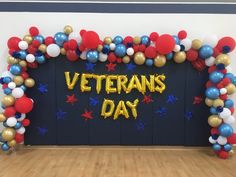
0,12,235,131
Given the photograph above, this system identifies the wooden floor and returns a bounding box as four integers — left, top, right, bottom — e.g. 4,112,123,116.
0,146,235,177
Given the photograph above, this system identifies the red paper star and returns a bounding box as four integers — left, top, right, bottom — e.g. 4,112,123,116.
106,62,116,72
66,94,78,105
193,96,203,105
81,109,94,121
142,94,153,104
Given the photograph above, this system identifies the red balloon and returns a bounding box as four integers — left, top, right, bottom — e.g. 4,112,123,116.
21,71,29,79
138,44,146,52
218,150,229,159
29,26,39,37
229,107,234,114
27,62,38,69
15,133,24,144
145,46,157,58
211,128,219,135
68,39,78,50
208,65,216,73
27,45,37,54
186,49,198,61
123,36,133,46
156,34,175,55
219,94,227,100
22,119,30,127
32,40,40,48
108,52,117,63
45,36,54,46
149,32,159,41
7,37,21,50
227,133,236,144
4,107,16,117
66,50,78,62
14,97,34,114
206,81,215,88
178,30,187,40
82,31,100,49
216,37,236,52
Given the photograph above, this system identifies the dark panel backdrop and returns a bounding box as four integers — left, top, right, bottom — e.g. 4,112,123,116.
25,56,210,146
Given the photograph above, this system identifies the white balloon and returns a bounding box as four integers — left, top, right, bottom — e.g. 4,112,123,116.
224,116,235,125
17,114,26,121
173,45,181,52
1,71,14,79
16,126,25,134
99,53,108,62
217,136,227,145
205,56,215,67
109,43,116,51
12,87,24,98
209,136,216,144
46,44,60,57
226,66,233,73
220,88,227,95
219,108,232,119
203,35,218,47
18,41,28,50
8,82,16,89
180,38,192,51
68,32,81,43
26,54,35,63
126,47,134,56
80,51,87,60
6,117,17,127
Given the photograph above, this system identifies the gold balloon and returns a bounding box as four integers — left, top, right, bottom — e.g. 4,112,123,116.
13,76,24,86
0,113,6,122
8,140,16,147
134,52,145,65
192,39,202,50
63,25,73,35
154,55,166,67
1,95,15,107
225,83,236,95
23,34,33,44
229,150,234,157
7,56,18,64
205,98,213,107
215,54,230,66
60,48,66,55
2,128,16,141
213,99,224,108
133,36,141,45
19,60,27,67
24,78,35,88
39,44,47,53
122,56,130,64
104,37,112,45
208,115,222,127
174,52,186,63
97,44,103,52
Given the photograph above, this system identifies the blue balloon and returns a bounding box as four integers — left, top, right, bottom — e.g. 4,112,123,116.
199,45,213,59
166,52,173,60
3,77,12,84
219,123,233,137
18,50,27,59
15,113,21,119
224,99,234,108
209,71,224,83
232,77,236,85
173,35,180,45
4,88,12,95
34,35,44,44
224,73,234,81
20,85,27,91
1,143,10,151
54,32,68,47
114,44,126,57
113,36,123,44
86,50,99,63
224,144,232,151
35,55,46,64
210,107,218,114
145,59,153,66
205,87,220,99
10,64,22,75
141,35,150,46
14,122,22,129
212,144,221,151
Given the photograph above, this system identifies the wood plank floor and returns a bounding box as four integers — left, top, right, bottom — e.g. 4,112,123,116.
0,146,235,177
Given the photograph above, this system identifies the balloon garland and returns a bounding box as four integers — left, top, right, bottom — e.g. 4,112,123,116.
0,25,236,159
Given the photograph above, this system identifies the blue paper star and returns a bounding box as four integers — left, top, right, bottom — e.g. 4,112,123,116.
36,127,48,136
135,121,146,131
155,107,167,117
185,111,193,120
89,97,99,106
56,109,67,120
85,62,96,72
38,83,48,94
166,94,178,104
126,62,136,72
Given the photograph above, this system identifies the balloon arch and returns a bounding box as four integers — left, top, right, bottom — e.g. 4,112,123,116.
0,26,236,159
